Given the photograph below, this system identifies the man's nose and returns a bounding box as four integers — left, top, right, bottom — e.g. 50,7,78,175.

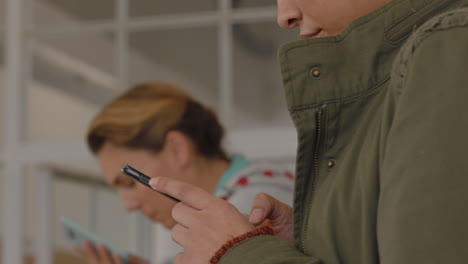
277,0,301,29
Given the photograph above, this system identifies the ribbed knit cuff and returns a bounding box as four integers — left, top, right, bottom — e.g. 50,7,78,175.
210,224,274,264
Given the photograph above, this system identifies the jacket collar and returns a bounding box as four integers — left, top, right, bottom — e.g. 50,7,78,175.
279,0,462,111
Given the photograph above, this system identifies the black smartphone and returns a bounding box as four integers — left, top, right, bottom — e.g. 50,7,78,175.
120,164,180,203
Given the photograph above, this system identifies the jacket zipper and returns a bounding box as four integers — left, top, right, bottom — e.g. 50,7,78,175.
301,104,326,252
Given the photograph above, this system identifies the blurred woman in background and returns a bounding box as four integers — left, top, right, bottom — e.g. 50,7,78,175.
76,82,294,264
147,1,468,264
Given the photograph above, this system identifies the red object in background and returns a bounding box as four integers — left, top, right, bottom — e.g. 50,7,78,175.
263,170,274,178
285,171,294,180
236,176,249,186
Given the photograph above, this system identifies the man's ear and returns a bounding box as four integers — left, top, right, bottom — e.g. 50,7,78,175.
164,130,192,168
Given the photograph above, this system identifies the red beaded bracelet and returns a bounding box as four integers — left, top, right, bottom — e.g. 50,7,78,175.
210,224,275,264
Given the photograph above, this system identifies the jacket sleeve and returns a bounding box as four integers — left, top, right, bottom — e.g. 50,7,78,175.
379,24,468,263
219,236,322,264
218,171,321,263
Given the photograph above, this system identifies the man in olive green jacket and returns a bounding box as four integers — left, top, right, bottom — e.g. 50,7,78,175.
148,0,468,263
220,0,468,263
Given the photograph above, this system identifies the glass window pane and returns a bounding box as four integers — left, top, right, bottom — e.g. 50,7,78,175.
47,167,132,262
52,177,93,262
130,0,216,17
232,22,297,129
28,33,117,143
24,167,39,260
48,163,150,261
0,80,4,151
0,165,3,239
0,0,4,151
34,0,115,26
128,27,219,112
95,188,131,251
0,0,5,26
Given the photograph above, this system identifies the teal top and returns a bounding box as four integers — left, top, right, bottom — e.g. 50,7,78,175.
214,154,250,194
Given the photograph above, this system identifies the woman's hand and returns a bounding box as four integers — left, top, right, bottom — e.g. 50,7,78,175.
74,241,149,264
149,177,256,264
248,193,294,244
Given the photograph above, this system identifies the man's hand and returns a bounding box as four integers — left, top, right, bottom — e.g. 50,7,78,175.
149,177,256,264
249,193,294,244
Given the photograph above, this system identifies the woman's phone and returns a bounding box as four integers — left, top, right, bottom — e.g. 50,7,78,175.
60,216,129,263
120,164,180,203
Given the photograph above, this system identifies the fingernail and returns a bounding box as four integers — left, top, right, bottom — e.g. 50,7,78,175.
249,208,264,224
149,177,160,189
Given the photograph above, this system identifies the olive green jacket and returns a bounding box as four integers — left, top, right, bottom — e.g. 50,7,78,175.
220,0,468,263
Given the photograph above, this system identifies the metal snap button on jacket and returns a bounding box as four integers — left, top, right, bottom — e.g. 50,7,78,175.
310,67,321,79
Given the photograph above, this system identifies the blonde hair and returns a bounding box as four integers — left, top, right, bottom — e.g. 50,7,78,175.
87,82,227,160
